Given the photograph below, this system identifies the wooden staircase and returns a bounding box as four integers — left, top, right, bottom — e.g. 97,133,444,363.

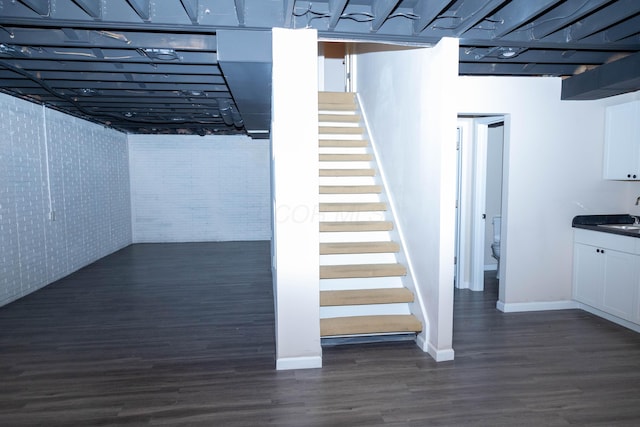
318,91,422,340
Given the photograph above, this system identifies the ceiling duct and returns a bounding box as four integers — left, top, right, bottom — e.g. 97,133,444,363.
561,52,640,100
217,29,272,139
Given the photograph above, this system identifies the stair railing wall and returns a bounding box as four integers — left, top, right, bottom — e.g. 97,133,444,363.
357,93,431,352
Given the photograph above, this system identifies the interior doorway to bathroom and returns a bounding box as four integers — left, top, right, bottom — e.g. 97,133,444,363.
455,116,505,293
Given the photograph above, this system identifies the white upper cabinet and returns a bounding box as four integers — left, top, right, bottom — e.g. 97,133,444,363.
603,100,640,180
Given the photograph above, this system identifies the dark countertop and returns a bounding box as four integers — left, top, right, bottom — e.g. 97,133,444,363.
572,214,640,238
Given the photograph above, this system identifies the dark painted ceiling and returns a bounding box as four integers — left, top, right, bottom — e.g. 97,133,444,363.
0,0,638,137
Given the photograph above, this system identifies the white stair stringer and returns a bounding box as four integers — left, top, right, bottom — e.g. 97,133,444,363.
318,91,423,340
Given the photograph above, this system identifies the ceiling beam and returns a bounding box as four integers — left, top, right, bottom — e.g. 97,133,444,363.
40,81,228,91
71,0,102,19
412,0,451,34
283,0,295,27
0,50,218,65
371,0,401,32
453,0,509,37
459,61,579,76
180,0,200,24
569,0,640,41
0,70,226,84
561,51,640,100
17,0,50,16
52,96,225,104
491,0,563,39
125,0,151,22
0,60,222,74
529,0,615,40
234,0,245,26
0,28,218,50
460,47,619,65
328,0,349,30
604,15,640,42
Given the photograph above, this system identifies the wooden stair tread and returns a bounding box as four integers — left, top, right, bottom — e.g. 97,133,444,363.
320,241,400,254
319,126,364,134
320,263,407,279
319,114,361,122
320,315,422,336
319,140,369,148
319,168,376,177
318,103,357,111
320,288,414,306
319,202,386,212
318,92,356,104
320,221,393,232
319,185,382,194
320,153,372,161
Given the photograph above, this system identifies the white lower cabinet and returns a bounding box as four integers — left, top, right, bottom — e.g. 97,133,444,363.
573,242,605,308
573,229,640,326
601,249,639,322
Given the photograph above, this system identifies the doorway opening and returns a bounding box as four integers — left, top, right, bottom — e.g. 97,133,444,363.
318,42,347,92
455,116,506,301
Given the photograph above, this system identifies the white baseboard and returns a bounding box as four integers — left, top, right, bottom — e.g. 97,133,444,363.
427,342,455,362
416,333,428,352
276,355,322,370
576,303,640,334
455,280,472,290
496,300,579,313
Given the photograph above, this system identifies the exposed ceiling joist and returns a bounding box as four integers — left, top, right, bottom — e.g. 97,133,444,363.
17,0,50,16
328,0,349,30
234,0,245,25
283,0,296,27
412,0,451,35
601,15,640,43
0,0,638,137
453,0,509,36
371,0,401,32
72,0,102,19
180,0,200,24
530,0,615,40
569,0,640,41
125,0,151,21
491,0,563,39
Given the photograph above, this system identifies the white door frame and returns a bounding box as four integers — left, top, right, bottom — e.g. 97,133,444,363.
470,116,504,291
454,120,469,289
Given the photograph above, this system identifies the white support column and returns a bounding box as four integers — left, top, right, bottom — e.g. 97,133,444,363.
271,28,321,370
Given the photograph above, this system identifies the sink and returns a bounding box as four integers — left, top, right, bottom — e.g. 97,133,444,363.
598,224,640,231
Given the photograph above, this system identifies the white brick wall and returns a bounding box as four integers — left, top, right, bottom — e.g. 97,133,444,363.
129,135,271,242
0,93,132,307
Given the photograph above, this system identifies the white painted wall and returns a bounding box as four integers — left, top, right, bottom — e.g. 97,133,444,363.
354,38,459,361
128,135,270,243
456,78,640,310
0,93,131,307
271,28,321,370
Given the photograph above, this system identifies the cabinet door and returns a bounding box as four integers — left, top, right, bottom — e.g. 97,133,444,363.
603,249,640,322
573,243,605,308
603,101,640,180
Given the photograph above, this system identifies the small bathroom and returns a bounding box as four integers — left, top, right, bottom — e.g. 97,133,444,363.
484,122,504,280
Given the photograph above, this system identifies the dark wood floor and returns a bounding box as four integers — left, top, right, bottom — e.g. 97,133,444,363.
2,242,640,426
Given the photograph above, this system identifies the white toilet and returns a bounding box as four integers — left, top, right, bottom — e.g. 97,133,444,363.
490,215,501,279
